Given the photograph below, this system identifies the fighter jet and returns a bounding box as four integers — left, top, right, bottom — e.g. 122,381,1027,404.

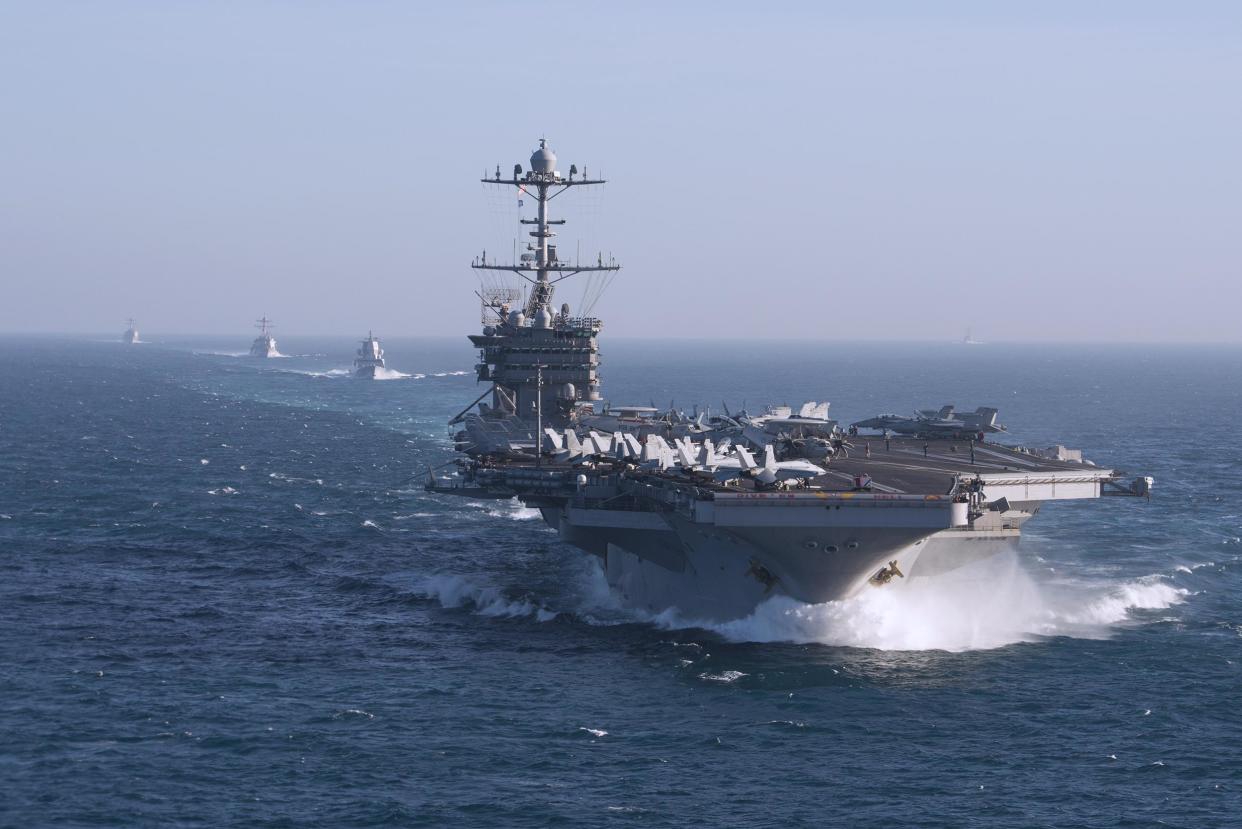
737,401,839,449
850,405,1005,438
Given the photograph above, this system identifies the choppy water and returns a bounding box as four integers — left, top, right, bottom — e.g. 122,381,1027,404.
1,336,1240,827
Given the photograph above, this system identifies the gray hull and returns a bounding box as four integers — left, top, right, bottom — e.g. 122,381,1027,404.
542,496,964,622
906,529,1020,579
906,504,1037,578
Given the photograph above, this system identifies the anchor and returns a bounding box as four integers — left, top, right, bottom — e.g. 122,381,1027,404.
870,560,905,586
744,557,779,594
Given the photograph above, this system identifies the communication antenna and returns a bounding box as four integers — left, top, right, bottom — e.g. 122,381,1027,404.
474,138,621,319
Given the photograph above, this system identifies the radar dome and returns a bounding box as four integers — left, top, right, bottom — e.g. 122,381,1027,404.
535,306,552,328
530,139,557,175
508,309,525,327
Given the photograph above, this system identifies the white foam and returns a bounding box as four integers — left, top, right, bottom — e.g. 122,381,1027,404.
207,486,238,496
415,574,558,622
698,670,748,683
578,727,608,737
628,552,1188,652
332,709,375,720
269,472,324,486
484,499,542,521
371,367,410,380
1050,577,1187,628
284,367,350,378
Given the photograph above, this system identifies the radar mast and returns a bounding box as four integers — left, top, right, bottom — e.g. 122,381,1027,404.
473,138,620,319
458,139,620,436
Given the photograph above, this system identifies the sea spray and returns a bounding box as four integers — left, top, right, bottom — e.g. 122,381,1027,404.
415,574,558,622
484,498,543,521
593,552,1188,652
371,367,411,380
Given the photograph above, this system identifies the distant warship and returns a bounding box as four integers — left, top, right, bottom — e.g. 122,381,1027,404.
428,139,1153,622
354,332,386,378
122,318,139,344
249,316,278,358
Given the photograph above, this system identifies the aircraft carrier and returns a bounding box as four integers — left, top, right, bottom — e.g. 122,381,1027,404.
428,139,1153,621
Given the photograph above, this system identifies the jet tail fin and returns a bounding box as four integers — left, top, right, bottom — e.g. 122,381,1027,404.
543,428,563,452
676,442,697,468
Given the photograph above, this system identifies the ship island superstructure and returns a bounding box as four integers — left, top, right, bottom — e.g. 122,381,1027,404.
250,316,279,358
430,139,1154,622
354,332,386,378
453,138,619,453
122,318,139,344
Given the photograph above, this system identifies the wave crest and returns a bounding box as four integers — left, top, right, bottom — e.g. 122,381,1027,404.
415,575,558,622
631,553,1188,652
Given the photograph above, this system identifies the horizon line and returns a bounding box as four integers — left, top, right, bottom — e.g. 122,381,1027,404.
2,331,1240,347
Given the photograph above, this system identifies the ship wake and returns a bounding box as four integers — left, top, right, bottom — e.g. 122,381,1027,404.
635,552,1188,652
414,574,558,622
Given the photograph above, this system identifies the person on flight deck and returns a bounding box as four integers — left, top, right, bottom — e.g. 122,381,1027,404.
865,441,871,458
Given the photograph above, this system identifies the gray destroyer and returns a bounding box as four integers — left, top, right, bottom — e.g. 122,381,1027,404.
430,140,1153,622
250,316,279,358
354,332,386,378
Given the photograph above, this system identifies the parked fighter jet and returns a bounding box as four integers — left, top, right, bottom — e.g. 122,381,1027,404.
850,405,1005,438
542,428,823,485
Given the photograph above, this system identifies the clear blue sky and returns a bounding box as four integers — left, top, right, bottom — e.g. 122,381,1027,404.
1,1,1238,341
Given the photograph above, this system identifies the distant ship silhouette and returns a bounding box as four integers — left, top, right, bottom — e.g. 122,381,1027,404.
961,328,984,345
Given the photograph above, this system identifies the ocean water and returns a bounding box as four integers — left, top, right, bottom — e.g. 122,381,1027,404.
1,335,1240,827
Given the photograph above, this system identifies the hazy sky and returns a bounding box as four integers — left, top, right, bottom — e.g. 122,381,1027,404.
1,1,1239,341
